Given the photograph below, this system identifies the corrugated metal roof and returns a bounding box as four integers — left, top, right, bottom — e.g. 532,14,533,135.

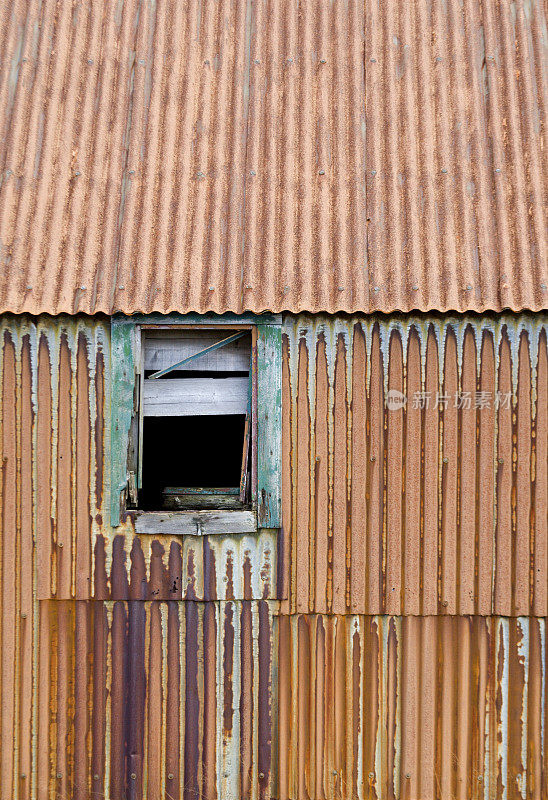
0,0,545,316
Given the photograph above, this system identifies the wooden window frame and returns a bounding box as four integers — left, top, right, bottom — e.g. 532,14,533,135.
110,313,281,530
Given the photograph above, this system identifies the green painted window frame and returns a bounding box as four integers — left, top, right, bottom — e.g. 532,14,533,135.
110,313,281,528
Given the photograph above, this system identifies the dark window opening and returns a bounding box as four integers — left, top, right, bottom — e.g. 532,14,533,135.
133,328,253,511
140,415,247,510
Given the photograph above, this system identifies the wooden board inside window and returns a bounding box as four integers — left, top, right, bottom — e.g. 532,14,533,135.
137,328,253,511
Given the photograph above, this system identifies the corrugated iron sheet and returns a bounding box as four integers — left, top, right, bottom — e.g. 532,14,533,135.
282,314,548,616
1,312,548,798
0,0,546,316
1,599,274,800
275,615,548,800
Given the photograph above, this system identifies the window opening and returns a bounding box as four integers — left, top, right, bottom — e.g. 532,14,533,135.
137,328,253,511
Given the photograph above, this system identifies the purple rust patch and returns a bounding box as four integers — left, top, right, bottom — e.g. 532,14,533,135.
203,537,217,601
168,541,183,599
223,603,235,735
243,550,252,600
110,534,129,599
93,534,108,598
126,602,146,798
257,600,271,797
165,602,181,799
129,538,147,600
185,546,198,600
225,550,235,600
109,601,128,796
276,527,285,599
184,602,200,800
149,539,168,597
94,349,104,509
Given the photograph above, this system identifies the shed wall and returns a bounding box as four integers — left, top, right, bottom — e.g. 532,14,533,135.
0,313,547,799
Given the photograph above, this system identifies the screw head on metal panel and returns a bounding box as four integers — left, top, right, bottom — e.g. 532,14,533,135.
56,773,62,779
412,285,419,291
209,286,215,291
436,56,443,62
370,58,376,63
442,600,448,607
371,170,377,176
494,168,501,173
405,773,411,780
441,168,448,174
94,775,100,780
168,773,174,780
370,455,376,462
250,170,256,175
320,59,326,63
369,772,374,780
118,285,124,290
338,286,344,291
498,457,504,464
443,457,448,464
541,284,547,290
319,170,325,175
259,772,265,780
21,612,27,619
58,542,63,548
131,773,137,780
478,775,483,782
26,286,32,291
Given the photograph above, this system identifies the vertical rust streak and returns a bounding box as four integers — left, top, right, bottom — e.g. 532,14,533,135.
110,601,128,799
94,348,104,511
1,332,16,795
165,603,181,800
201,603,216,800
36,334,53,600
75,333,91,598
350,324,367,613
315,334,329,614
18,334,33,794
296,337,311,612
333,334,349,614
183,601,199,800
56,333,73,598
240,600,253,800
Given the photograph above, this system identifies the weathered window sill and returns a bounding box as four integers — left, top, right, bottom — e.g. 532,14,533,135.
133,509,257,536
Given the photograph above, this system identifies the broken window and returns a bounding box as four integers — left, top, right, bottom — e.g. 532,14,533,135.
133,328,254,511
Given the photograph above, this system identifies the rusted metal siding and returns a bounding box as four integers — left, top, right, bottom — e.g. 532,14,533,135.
274,615,548,800
0,0,546,317
282,314,548,616
0,315,276,602
1,312,547,799
5,599,274,800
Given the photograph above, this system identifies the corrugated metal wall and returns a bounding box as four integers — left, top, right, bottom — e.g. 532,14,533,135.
281,315,548,617
0,313,547,798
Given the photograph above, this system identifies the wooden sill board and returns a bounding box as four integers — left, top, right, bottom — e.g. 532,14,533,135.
134,509,257,536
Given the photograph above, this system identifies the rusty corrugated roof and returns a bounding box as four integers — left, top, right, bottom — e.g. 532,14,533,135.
0,0,545,316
